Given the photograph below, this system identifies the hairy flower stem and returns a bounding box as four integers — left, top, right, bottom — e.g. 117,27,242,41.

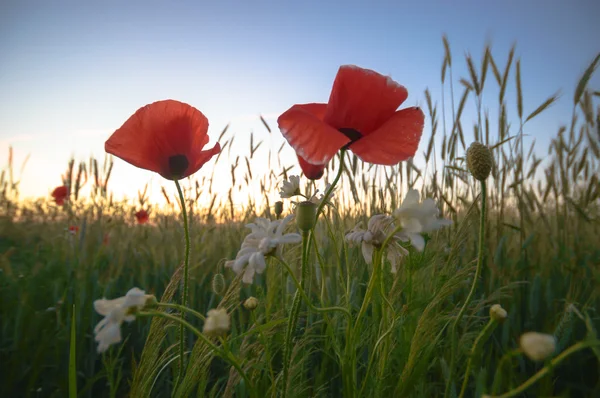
459,318,498,398
282,229,310,398
446,180,487,397
136,311,256,397
174,179,190,387
489,340,600,398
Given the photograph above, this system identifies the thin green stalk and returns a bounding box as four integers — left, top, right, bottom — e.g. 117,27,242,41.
459,318,499,398
489,340,600,398
282,229,310,397
446,180,487,397
174,179,190,386
69,304,77,398
491,349,521,395
136,311,256,397
157,302,205,321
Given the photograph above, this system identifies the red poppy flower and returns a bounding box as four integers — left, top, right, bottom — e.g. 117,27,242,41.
278,65,425,179
135,210,149,225
68,225,79,234
105,100,221,180
52,185,69,205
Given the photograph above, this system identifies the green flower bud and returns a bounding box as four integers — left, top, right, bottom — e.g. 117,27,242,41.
296,200,317,232
467,142,493,181
274,201,284,217
212,273,226,295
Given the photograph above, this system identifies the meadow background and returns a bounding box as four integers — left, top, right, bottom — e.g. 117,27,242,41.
1,1,600,397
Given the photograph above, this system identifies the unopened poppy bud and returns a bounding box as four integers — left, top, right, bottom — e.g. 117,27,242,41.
274,201,284,217
519,332,556,361
467,142,492,181
243,296,259,311
489,304,508,323
212,273,226,295
296,201,317,232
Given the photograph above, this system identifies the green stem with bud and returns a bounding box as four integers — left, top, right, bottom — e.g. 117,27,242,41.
446,179,487,397
488,340,600,398
459,317,499,398
136,311,255,397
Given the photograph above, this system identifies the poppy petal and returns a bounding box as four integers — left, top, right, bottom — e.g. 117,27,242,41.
191,142,221,174
349,107,424,165
297,154,325,180
105,100,211,179
278,103,349,165
324,65,408,134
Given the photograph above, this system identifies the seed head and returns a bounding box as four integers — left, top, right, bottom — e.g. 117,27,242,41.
467,142,492,181
296,200,317,232
489,304,507,323
212,273,226,295
243,296,259,311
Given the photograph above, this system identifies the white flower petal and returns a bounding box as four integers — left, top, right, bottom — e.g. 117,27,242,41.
361,242,375,264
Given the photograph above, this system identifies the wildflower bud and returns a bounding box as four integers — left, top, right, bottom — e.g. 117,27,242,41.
274,201,284,217
489,304,508,323
212,273,226,295
144,295,158,309
203,308,230,337
519,332,556,361
296,200,317,232
466,141,492,181
243,296,259,311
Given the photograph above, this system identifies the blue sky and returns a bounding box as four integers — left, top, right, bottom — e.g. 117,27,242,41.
1,0,599,205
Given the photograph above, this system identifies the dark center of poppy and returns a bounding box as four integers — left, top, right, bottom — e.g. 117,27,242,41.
339,128,363,148
168,155,189,179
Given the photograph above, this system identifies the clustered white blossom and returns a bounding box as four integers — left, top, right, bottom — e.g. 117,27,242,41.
346,215,407,273
225,214,302,284
345,189,451,273
279,175,301,198
279,175,336,206
203,308,231,337
93,287,155,353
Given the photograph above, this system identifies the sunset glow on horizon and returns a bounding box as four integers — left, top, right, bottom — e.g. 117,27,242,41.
1,0,599,208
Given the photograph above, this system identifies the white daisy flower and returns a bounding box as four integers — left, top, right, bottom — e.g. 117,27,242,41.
345,214,408,273
93,287,154,353
203,308,231,337
279,175,301,198
392,189,452,251
225,214,302,284
309,183,336,205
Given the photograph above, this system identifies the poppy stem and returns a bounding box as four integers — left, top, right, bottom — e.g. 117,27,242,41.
174,179,190,387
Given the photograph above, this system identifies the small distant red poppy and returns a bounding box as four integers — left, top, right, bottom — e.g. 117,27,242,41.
68,225,79,234
135,210,149,224
52,186,69,205
105,100,221,180
278,65,425,179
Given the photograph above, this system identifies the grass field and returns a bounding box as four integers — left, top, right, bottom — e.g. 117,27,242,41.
1,39,599,397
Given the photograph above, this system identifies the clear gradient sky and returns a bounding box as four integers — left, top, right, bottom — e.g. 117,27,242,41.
1,0,599,205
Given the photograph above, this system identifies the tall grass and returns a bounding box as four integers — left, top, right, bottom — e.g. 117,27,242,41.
1,38,599,397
